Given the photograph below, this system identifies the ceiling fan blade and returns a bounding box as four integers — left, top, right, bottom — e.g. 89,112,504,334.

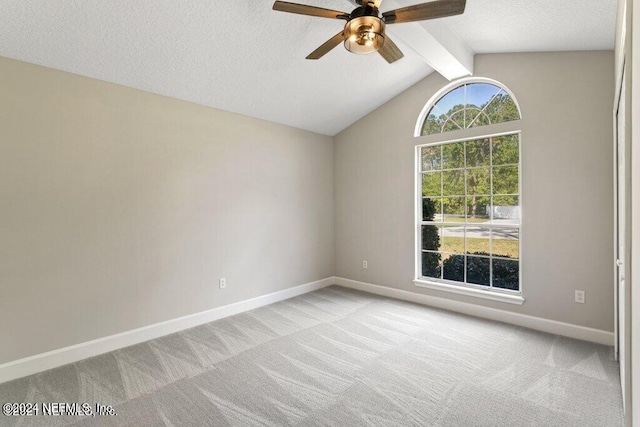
378,35,404,63
273,1,349,19
383,0,466,24
306,31,345,59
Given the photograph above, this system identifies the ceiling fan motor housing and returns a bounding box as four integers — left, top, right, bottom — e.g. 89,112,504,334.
349,3,380,19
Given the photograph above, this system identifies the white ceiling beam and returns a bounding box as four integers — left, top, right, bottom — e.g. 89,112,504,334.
383,0,475,80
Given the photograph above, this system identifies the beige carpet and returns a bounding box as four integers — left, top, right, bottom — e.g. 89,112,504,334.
0,286,624,426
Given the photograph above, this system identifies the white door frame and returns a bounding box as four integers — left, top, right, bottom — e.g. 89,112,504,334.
614,63,629,411
613,0,632,418
630,0,640,423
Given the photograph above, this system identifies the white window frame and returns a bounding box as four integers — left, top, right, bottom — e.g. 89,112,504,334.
414,77,522,138
413,79,524,305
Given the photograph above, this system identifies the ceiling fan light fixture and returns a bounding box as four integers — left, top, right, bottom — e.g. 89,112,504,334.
343,16,385,54
272,0,466,63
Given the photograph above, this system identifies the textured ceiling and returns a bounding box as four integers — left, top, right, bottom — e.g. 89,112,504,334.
0,0,617,136
443,0,617,54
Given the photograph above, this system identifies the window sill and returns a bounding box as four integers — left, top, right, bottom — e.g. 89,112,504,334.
413,279,525,305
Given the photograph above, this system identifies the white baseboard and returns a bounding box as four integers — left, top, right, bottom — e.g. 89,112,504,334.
334,277,615,346
1,275,614,385
0,277,334,385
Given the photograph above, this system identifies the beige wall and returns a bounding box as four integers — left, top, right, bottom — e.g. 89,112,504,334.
335,51,615,332
0,51,617,366
0,57,334,364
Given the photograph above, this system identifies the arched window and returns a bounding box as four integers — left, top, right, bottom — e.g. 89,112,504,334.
414,78,523,304
417,80,521,136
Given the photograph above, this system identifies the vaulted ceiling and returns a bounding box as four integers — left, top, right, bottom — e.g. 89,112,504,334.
0,0,617,135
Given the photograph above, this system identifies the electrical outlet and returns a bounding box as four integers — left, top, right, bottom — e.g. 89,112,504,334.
575,290,585,304
219,277,226,289
362,260,368,269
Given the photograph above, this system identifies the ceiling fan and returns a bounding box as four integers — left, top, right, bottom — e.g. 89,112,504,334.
272,0,466,64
